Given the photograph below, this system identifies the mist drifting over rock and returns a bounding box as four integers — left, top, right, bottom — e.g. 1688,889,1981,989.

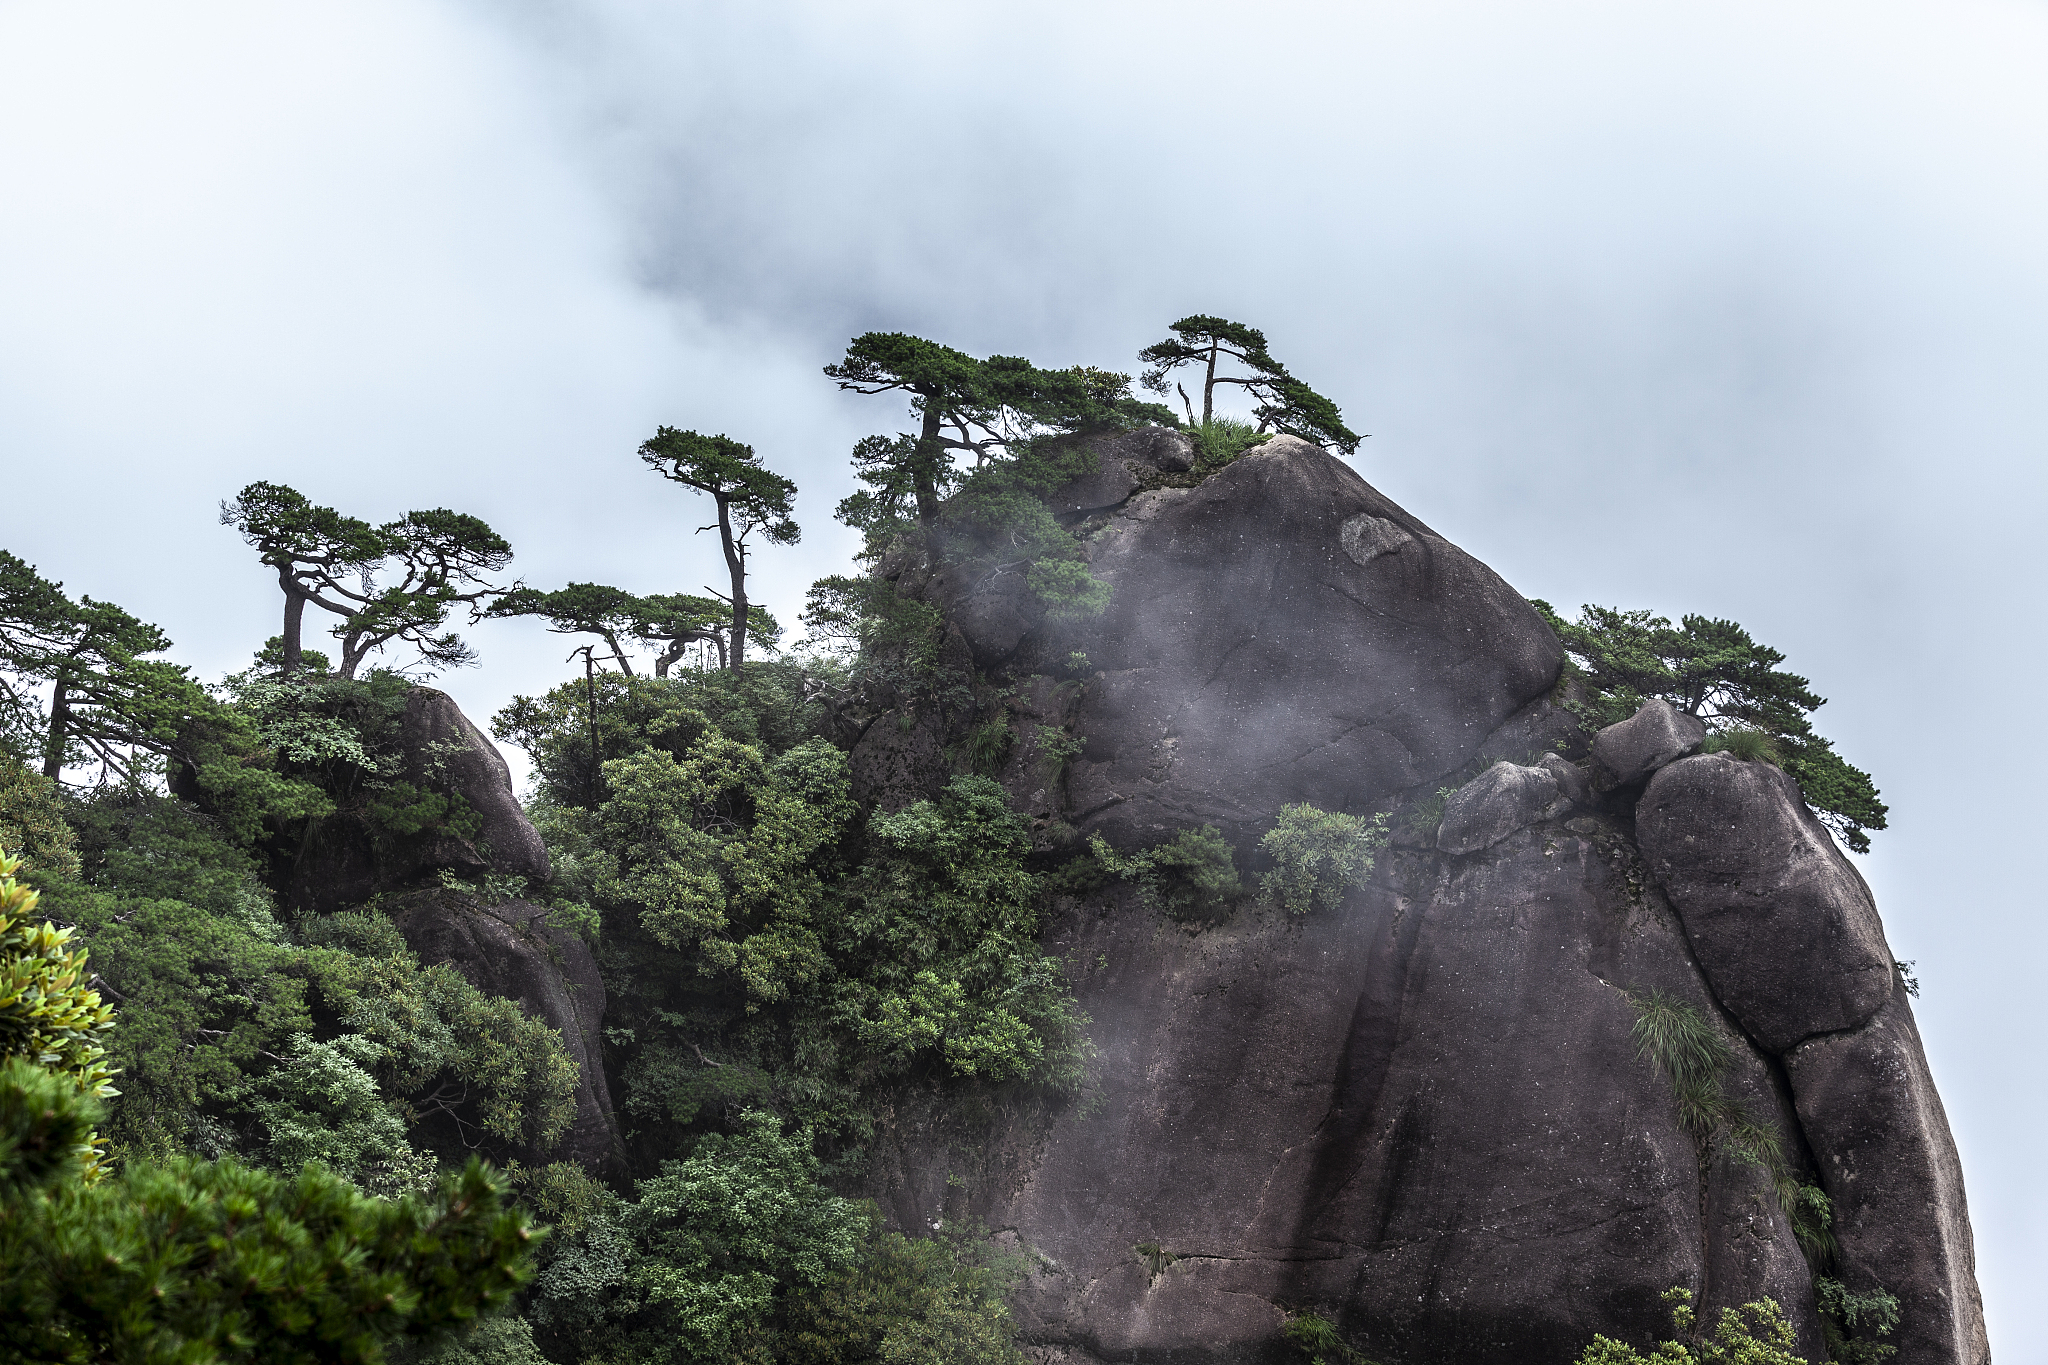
842,432,1985,1364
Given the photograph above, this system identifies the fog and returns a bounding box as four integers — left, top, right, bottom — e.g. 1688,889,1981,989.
3,1,2043,1352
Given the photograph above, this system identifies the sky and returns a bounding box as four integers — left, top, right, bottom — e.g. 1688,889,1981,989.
3,0,2044,1353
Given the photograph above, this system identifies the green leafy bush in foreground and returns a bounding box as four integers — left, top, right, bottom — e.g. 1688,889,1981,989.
1575,1288,1804,1364
0,840,541,1365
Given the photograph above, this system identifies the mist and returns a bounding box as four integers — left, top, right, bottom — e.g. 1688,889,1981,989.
3,1,2043,1352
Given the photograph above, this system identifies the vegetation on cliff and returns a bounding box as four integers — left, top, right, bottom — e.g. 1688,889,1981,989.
0,317,1916,1362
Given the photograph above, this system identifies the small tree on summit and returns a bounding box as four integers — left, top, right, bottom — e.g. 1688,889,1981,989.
1535,601,1889,853
220,484,513,679
217,482,388,676
1137,314,1361,456
824,333,994,540
639,429,799,671
825,332,1177,554
330,508,513,678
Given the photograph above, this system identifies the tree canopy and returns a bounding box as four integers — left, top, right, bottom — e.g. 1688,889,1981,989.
825,332,1175,547
639,429,799,672
1535,601,1888,852
1137,314,1361,455
220,484,513,679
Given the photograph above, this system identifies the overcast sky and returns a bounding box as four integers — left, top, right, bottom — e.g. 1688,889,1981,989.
3,1,2043,1352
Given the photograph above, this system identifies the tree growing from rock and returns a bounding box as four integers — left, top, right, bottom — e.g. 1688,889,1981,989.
1535,601,1888,852
221,483,514,679
825,333,1175,552
1137,314,1361,455
639,430,799,672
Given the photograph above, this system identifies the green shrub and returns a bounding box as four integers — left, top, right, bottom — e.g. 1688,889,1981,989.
0,757,80,879
781,1224,1029,1365
1815,1278,1900,1363
530,1109,869,1363
0,848,115,1178
1089,826,1243,921
1191,417,1272,473
1574,1287,1804,1363
1702,728,1782,766
1258,805,1389,916
961,717,1014,776
1284,1311,1376,1365
0,1117,538,1365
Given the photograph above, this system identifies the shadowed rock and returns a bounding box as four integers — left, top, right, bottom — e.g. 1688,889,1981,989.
1043,437,1565,848
1589,698,1706,792
1436,759,1561,854
1786,991,1989,1365
387,891,620,1174
1636,753,1893,1053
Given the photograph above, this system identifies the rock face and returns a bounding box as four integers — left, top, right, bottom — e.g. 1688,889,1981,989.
1637,754,1894,1053
1589,697,1706,792
399,688,552,879
862,431,1984,1364
1000,437,1563,847
387,891,620,1173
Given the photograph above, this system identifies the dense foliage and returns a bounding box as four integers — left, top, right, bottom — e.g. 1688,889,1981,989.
1535,602,1888,852
1574,1289,1807,1363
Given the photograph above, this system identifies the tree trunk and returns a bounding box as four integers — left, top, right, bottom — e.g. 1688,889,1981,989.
279,571,307,675
338,629,367,681
603,631,635,677
41,674,69,780
1202,341,1218,424
715,493,748,672
913,406,945,527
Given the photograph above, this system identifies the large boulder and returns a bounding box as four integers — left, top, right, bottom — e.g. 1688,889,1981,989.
386,891,621,1174
1589,699,1706,792
1435,759,1562,855
1048,437,1564,847
400,687,550,878
1636,754,1894,1053
1042,426,1195,518
855,428,1984,1362
873,817,1827,1364
1784,992,1989,1365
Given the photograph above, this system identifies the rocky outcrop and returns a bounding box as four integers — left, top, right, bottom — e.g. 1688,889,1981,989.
857,431,1984,1364
1435,758,1567,854
282,686,621,1175
382,691,621,1175
386,891,620,1173
1636,753,1894,1053
1003,437,1562,847
1590,698,1705,792
399,688,551,878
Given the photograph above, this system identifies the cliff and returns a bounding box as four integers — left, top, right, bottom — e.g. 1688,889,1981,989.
852,433,1987,1364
